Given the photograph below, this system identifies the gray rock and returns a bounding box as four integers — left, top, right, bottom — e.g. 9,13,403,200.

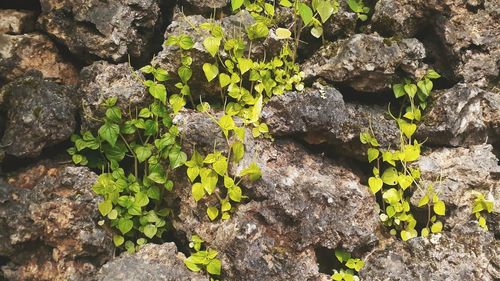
323,0,358,38
38,0,163,62
417,84,500,146
0,9,35,34
98,243,208,281
261,85,399,159
0,164,113,281
0,71,77,158
302,34,427,92
413,144,500,233
0,33,79,85
180,0,229,14
362,225,500,280
172,110,380,280
79,61,150,131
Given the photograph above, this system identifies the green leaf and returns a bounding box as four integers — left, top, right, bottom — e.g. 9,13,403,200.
393,84,405,98
219,73,231,88
113,235,124,246
134,146,152,163
231,141,245,162
187,166,200,182
169,148,187,169
381,167,398,185
431,221,443,233
184,258,202,272
275,28,292,39
421,227,430,237
311,26,323,38
135,192,150,207
404,84,418,98
192,183,205,202
143,224,157,238
399,121,417,138
178,35,194,50
247,22,269,40
148,83,167,104
335,249,351,263
239,162,262,181
426,69,441,79
382,188,400,204
98,122,120,147
231,0,244,10
398,174,413,190
213,158,228,176
418,194,429,207
228,186,242,202
178,66,192,83
368,177,383,194
280,0,292,7
207,259,222,275
98,200,113,216
298,3,313,25
203,63,219,82
317,0,334,23
169,94,186,114
207,206,219,221
106,107,122,123
367,148,379,163
203,37,221,57
118,219,134,234
237,58,253,75
433,200,446,216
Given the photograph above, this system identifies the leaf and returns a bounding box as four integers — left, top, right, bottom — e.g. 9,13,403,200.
169,94,186,114
207,259,222,275
134,146,152,163
231,141,245,162
228,186,242,202
275,28,292,39
118,219,134,234
207,206,219,221
203,63,219,82
399,121,417,138
203,37,221,57
231,0,244,11
169,148,187,169
219,73,231,88
404,84,418,98
184,258,202,272
426,69,441,79
178,35,194,50
335,249,351,263
247,22,269,40
381,167,398,185
99,122,120,147
106,107,122,123
382,188,400,204
317,0,334,23
393,84,405,98
367,148,379,163
218,115,236,133
113,235,124,246
398,174,413,190
298,3,313,25
148,83,167,104
368,177,383,194
178,66,192,83
431,221,443,233
192,183,205,202
311,26,323,38
239,162,262,181
280,0,293,7
187,166,200,182
98,200,113,216
237,58,253,75
433,200,446,216
213,157,228,176
418,194,429,207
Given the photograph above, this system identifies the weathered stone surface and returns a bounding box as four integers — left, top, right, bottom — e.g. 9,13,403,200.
417,84,500,146
79,61,150,131
38,0,163,62
0,71,77,158
0,33,79,85
322,1,358,38
362,225,500,280
0,164,113,281
412,145,500,233
172,110,380,280
262,85,399,159
97,243,208,281
180,0,229,14
0,10,35,34
302,34,427,92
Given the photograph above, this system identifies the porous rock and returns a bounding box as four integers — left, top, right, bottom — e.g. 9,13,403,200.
302,34,427,92
0,71,77,158
0,9,36,34
97,243,208,281
79,61,150,131
38,0,163,62
362,225,500,280
0,33,79,85
0,164,113,281
180,0,229,14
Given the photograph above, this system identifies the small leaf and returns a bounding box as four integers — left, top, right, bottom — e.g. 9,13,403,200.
192,183,205,202
113,235,124,246
275,28,292,39
433,200,446,216
431,221,443,233
404,84,418,98
207,206,219,221
418,194,429,207
203,37,221,57
178,35,194,50
99,122,120,147
298,3,313,25
311,26,323,38
206,259,222,275
134,146,152,163
219,73,231,88
203,63,219,82
98,200,113,216
393,84,405,98
231,0,244,10
367,148,379,163
118,219,134,234
381,167,398,185
368,177,383,194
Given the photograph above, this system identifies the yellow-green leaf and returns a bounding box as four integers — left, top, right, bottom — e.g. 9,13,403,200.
368,177,383,194
275,28,292,39
433,200,446,216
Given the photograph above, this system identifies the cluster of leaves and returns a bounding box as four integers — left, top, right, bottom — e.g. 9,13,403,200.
361,69,444,241
331,249,364,281
472,193,494,230
184,235,222,279
346,0,370,21
69,95,186,252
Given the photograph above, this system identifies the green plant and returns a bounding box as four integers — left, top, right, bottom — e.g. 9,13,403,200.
361,69,445,241
346,0,370,21
184,235,222,279
472,193,494,230
331,249,364,281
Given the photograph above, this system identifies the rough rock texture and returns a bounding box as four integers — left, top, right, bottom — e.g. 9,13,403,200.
0,33,79,85
0,71,77,158
0,164,113,281
98,243,207,281
79,61,150,131
417,84,500,146
180,0,229,14
171,110,380,280
38,0,163,62
362,225,500,280
413,145,500,233
262,85,398,159
302,34,427,92
0,10,35,34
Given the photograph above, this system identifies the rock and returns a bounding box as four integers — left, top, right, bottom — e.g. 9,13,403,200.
302,34,427,92
38,0,163,62
0,10,36,34
362,225,500,280
79,61,150,131
172,110,380,280
261,85,399,159
322,0,358,38
0,33,79,85
417,84,500,146
0,71,77,158
0,164,113,281
180,0,229,14
97,243,208,281
412,144,500,233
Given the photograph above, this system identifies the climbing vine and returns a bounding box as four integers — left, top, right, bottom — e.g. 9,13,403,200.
472,193,494,230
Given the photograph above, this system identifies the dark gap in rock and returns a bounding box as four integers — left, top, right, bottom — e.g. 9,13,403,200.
315,247,342,275
336,84,395,106
0,256,9,267
178,1,228,18
466,1,485,13
492,141,500,164
296,34,325,64
0,0,41,10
